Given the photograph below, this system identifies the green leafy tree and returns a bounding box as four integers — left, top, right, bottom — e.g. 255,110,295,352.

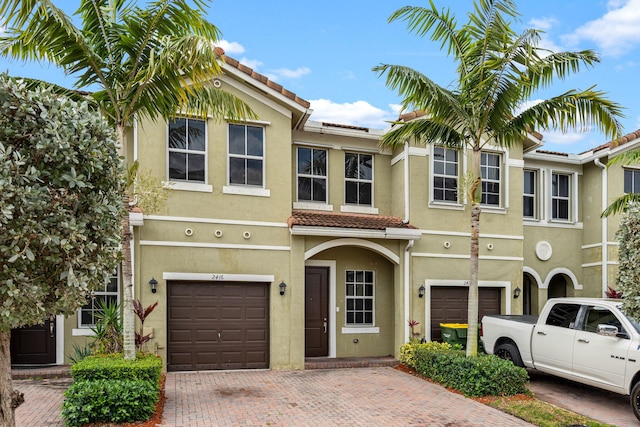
0,75,123,426
0,0,256,363
602,149,640,217
614,202,640,319
374,0,623,356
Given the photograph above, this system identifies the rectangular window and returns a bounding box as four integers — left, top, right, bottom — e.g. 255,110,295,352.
552,172,570,220
345,270,374,325
432,147,458,202
168,118,206,182
79,269,119,327
481,152,501,206
228,124,264,187
624,168,640,194
523,169,537,218
545,303,580,328
345,152,373,206
297,147,327,202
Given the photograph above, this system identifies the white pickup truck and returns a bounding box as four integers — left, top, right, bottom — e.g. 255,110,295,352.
481,297,640,421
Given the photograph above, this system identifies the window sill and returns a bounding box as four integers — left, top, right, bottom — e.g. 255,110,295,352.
341,327,380,334
223,185,270,197
72,328,95,337
480,205,506,214
340,205,378,215
293,202,334,211
164,181,213,193
428,201,464,210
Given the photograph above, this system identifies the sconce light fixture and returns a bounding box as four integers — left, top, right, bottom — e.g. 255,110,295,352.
513,286,521,299
149,277,158,294
279,281,287,296
418,285,425,298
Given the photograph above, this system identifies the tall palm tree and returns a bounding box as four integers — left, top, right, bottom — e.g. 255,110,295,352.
374,0,623,356
0,0,255,364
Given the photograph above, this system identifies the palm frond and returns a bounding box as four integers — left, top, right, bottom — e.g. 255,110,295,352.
602,193,640,217
607,148,640,167
382,117,464,150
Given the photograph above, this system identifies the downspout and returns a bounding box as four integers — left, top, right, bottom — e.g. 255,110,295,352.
403,142,412,342
594,157,607,296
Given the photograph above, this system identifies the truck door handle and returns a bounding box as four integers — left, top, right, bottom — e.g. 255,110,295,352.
578,338,590,343
536,331,547,336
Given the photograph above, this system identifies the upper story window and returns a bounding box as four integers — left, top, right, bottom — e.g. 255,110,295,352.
481,152,501,206
228,124,264,187
79,268,119,328
523,169,537,218
344,152,373,206
297,147,327,202
168,118,206,182
551,172,571,220
433,147,458,203
345,270,374,326
624,168,640,194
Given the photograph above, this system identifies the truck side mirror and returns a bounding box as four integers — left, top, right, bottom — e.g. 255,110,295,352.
597,324,618,337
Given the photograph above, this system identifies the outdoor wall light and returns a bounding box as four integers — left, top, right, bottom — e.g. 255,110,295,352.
513,286,521,299
279,281,287,296
418,285,425,298
149,277,158,294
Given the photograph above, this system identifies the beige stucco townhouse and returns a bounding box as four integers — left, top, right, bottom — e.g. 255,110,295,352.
10,53,640,371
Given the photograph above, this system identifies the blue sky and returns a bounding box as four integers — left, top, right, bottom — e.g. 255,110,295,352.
3,0,640,154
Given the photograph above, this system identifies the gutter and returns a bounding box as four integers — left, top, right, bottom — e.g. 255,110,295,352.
594,157,608,297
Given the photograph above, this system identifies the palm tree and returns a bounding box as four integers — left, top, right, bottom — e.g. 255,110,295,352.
0,0,255,365
602,148,640,217
374,0,623,356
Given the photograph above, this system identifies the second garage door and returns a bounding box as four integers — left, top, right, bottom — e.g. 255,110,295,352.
430,286,501,341
167,281,269,371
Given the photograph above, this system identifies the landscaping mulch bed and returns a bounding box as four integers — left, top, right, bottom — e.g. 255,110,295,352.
81,375,166,427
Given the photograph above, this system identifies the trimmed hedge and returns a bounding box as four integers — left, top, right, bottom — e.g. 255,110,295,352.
62,354,163,427
71,353,162,384
400,341,529,397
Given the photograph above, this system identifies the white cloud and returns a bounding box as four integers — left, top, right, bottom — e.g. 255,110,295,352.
269,67,311,80
561,0,640,56
308,99,399,129
528,17,557,32
216,40,245,55
238,57,263,70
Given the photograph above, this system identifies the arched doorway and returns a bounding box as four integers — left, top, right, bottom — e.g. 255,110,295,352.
548,274,569,299
522,273,540,315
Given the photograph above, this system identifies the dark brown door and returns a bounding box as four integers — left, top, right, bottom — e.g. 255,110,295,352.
305,267,329,357
11,317,56,365
430,287,501,341
167,281,269,371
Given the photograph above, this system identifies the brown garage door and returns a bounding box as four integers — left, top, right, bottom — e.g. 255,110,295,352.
430,287,501,341
167,281,269,371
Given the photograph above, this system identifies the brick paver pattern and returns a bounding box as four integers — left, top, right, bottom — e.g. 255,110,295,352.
14,378,69,427
161,367,533,426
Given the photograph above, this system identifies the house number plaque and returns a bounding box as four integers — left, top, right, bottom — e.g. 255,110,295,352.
211,274,225,280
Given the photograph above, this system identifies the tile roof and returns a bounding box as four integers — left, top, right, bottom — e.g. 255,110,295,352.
288,210,416,230
581,128,640,155
215,47,311,109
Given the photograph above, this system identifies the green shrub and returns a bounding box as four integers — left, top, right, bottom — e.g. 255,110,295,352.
404,341,529,397
71,353,162,384
62,379,158,426
399,340,454,368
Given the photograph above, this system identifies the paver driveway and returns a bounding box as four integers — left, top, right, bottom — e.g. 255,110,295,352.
161,367,533,426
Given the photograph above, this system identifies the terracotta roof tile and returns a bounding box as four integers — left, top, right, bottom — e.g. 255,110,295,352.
216,48,311,109
580,128,640,155
533,149,569,157
322,122,370,132
289,210,416,230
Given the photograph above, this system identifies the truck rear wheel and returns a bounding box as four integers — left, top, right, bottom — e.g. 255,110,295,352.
631,381,640,422
495,343,524,367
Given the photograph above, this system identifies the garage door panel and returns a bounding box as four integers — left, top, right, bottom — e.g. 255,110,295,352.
168,281,269,371
430,287,501,342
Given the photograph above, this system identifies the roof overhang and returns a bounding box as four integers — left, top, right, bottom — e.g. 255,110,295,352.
290,225,422,240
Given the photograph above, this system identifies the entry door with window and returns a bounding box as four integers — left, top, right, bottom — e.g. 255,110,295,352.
11,316,56,365
305,267,329,357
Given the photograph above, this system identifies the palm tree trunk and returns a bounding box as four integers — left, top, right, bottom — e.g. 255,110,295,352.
116,124,135,360
0,330,21,427
466,202,480,357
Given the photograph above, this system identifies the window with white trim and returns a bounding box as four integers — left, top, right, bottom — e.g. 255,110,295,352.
481,152,501,206
345,270,374,325
432,147,458,202
228,123,264,187
523,169,537,218
344,152,373,206
552,172,571,220
78,268,119,327
168,118,206,182
624,168,640,194
297,147,327,202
